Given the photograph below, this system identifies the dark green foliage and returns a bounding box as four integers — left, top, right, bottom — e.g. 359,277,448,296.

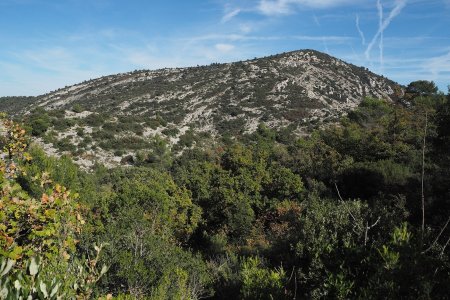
176,129,197,148
80,167,208,297
217,118,246,136
82,113,107,127
161,126,179,137
72,103,84,113
0,96,36,114
99,135,150,151
18,146,82,198
146,115,167,129
51,117,76,131
406,80,439,96
2,85,450,299
55,137,76,152
23,108,51,136
98,116,146,136
30,117,50,136
76,127,85,137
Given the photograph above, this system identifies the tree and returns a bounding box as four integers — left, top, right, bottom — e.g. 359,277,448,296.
406,80,438,96
0,116,109,299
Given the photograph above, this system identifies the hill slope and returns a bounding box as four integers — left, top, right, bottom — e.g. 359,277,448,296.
0,49,403,168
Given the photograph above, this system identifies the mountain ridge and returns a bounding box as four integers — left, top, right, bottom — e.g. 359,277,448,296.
0,49,404,168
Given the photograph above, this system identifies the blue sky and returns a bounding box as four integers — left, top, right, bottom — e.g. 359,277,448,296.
1,0,449,96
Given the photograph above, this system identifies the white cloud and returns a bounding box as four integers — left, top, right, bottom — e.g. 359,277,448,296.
222,8,241,23
17,47,92,75
239,23,253,33
322,37,330,54
215,43,235,53
313,14,321,26
181,33,352,43
0,55,103,96
294,0,356,8
293,35,353,42
257,0,357,15
425,50,450,79
258,0,291,15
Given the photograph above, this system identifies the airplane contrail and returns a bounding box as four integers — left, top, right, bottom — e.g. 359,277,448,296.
377,0,384,73
365,0,407,63
355,14,366,45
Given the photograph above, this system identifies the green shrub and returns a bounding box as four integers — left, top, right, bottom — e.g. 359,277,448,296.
56,137,76,152
82,113,107,127
240,257,287,299
162,126,180,137
30,118,50,136
76,127,85,137
51,118,76,131
72,104,84,113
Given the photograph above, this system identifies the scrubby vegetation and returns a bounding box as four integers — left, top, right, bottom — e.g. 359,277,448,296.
0,50,402,169
1,82,450,299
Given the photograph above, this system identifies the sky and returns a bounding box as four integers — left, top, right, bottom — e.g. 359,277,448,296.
0,0,449,96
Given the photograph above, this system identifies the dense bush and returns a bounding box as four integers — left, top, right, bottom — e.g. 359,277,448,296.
82,113,107,127
55,137,76,152
1,86,450,299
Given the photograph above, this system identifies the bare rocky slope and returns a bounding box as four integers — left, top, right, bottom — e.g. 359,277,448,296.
0,49,403,168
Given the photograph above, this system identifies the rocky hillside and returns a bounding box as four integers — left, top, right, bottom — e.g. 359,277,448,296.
0,49,403,168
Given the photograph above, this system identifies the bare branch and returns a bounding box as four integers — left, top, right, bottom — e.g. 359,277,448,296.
423,216,450,254
440,235,450,258
334,181,344,202
364,216,381,246
421,110,428,239
335,182,361,230
294,270,298,300
368,216,381,229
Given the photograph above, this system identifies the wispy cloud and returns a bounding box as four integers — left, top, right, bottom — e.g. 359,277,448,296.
239,23,253,33
0,50,105,96
19,47,74,72
425,50,450,79
355,14,366,45
221,8,241,23
322,37,330,54
257,0,357,15
180,34,353,43
258,0,291,16
313,14,321,26
293,35,353,42
215,43,235,53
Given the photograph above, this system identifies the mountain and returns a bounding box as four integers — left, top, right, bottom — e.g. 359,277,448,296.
0,49,403,168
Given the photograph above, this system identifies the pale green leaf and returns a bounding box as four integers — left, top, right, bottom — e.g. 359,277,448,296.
29,257,39,276
0,259,15,276
40,281,48,298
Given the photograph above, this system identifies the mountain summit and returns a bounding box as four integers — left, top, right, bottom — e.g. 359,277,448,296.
0,49,403,168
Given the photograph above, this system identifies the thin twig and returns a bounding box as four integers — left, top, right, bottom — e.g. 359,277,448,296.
334,181,344,202
421,110,428,239
335,182,361,230
440,235,450,258
364,217,381,246
288,266,295,282
368,216,381,230
423,216,450,254
293,271,297,300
